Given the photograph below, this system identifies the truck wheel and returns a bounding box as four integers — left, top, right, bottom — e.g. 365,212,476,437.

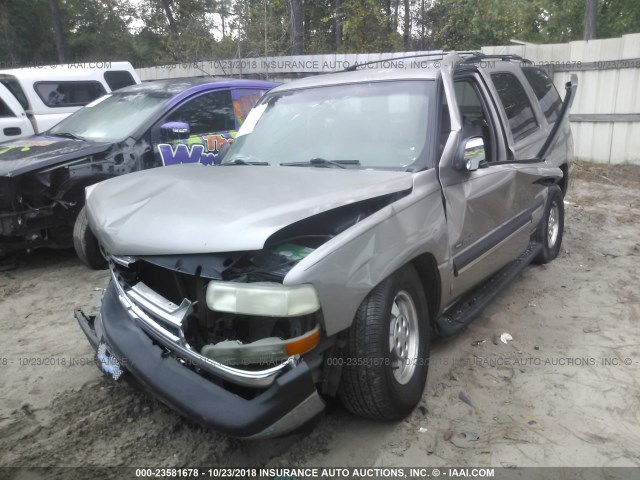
73,206,107,270
534,184,564,264
338,264,430,420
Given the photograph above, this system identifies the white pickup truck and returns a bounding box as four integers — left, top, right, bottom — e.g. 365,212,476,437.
0,62,140,142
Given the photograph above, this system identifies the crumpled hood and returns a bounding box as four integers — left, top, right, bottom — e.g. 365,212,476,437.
86,164,413,255
0,135,111,177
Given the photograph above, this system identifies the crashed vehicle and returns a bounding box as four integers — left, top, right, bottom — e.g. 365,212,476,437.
76,52,577,438
0,77,276,266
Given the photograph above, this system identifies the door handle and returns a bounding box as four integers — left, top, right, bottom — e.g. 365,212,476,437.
3,127,21,136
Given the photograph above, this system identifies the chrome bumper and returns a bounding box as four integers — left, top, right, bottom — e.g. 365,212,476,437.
109,266,298,389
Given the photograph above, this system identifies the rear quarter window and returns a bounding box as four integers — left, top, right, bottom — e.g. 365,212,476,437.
34,81,107,108
491,72,539,142
522,67,562,124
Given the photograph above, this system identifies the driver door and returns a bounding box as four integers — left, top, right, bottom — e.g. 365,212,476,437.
439,73,532,302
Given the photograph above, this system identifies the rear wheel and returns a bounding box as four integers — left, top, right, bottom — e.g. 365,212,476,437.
338,265,430,420
534,184,564,264
73,206,107,270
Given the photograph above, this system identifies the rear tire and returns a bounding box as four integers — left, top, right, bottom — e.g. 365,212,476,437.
534,184,564,264
338,264,430,420
73,206,107,270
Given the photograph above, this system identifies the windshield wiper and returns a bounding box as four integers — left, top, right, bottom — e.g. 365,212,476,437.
280,158,360,169
51,132,87,141
223,158,270,166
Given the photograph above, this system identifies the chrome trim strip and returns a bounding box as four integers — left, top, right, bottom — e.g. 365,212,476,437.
111,254,137,267
127,282,191,329
109,268,296,388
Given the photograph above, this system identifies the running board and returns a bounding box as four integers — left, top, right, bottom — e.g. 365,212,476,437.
435,241,543,337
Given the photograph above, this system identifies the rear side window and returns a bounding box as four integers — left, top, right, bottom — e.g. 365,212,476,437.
34,81,107,107
522,68,562,124
104,71,137,91
491,72,539,142
0,98,15,117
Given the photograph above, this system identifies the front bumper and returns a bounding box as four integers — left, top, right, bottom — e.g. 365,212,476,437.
75,282,325,438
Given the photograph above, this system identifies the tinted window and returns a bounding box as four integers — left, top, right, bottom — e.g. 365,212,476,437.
522,68,562,124
453,80,494,162
0,98,15,117
491,73,539,142
104,71,137,91
0,77,29,110
165,91,235,135
35,81,107,107
454,81,483,120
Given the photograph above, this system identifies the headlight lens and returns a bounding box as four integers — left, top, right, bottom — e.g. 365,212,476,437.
205,281,320,317
201,325,321,365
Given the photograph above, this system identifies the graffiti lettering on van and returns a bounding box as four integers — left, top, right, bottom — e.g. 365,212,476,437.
158,132,236,166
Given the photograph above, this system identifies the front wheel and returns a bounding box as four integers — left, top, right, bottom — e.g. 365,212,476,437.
338,264,430,420
73,206,107,270
534,184,564,264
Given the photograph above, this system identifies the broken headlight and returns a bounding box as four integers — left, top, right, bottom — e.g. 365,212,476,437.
201,325,321,365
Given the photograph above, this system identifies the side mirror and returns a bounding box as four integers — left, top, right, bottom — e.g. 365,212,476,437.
457,137,487,172
160,121,190,141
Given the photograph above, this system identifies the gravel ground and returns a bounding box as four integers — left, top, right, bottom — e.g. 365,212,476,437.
0,164,639,474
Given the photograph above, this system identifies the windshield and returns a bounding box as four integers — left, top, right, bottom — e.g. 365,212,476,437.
49,90,172,142
224,80,435,169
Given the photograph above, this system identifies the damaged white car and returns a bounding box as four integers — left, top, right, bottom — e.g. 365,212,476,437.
76,52,577,438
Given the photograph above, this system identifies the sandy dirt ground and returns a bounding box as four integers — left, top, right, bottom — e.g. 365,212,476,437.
1,163,639,473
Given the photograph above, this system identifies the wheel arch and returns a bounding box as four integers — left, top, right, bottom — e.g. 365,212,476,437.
56,174,118,222
409,252,441,331
558,163,569,197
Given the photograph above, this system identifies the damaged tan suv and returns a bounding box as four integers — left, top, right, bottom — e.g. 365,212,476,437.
76,52,577,438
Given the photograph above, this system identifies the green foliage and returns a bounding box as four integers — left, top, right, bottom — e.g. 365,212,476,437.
233,0,291,57
0,0,57,66
342,0,402,51
598,0,640,39
1,0,640,67
61,0,140,62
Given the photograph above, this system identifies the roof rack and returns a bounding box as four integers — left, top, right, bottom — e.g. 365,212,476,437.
341,51,532,73
343,51,482,72
462,53,533,64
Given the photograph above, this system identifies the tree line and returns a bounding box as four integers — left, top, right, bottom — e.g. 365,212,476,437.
0,0,639,68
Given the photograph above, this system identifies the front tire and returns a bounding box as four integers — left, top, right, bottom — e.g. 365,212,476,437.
73,206,107,270
338,265,430,420
534,184,564,264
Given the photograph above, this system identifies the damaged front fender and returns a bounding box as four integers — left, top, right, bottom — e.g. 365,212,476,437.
283,168,448,336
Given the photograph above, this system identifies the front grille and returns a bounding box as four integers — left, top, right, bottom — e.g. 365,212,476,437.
107,255,299,388
137,260,188,306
